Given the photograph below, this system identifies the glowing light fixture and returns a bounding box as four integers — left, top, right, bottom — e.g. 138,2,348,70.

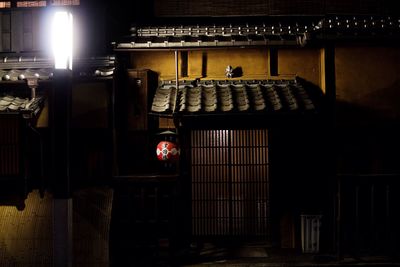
51,11,73,70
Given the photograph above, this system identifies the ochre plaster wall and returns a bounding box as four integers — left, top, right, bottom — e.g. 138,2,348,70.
335,46,400,173
336,46,400,122
130,48,322,85
278,48,322,89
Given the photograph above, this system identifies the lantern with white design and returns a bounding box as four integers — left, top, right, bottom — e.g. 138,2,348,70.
155,131,180,162
156,140,180,161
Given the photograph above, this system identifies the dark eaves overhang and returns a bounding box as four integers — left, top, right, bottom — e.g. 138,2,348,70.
115,22,311,50
0,55,116,82
114,14,400,50
148,78,324,125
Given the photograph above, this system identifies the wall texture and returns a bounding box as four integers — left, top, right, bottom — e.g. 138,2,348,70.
130,48,322,86
335,46,400,173
0,188,113,267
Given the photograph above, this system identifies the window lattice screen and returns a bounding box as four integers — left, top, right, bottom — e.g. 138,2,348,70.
0,2,11,8
51,0,80,6
191,129,270,239
16,1,46,7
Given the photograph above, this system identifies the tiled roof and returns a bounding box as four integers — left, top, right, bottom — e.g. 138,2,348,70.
0,55,114,119
0,95,45,118
0,55,115,81
0,69,52,81
117,22,311,49
116,15,400,50
150,79,318,116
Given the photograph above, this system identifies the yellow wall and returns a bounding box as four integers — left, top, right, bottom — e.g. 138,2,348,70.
188,48,269,79
36,99,49,127
0,191,52,266
130,51,178,79
278,48,322,89
0,189,112,267
130,48,323,85
130,49,270,80
335,46,400,121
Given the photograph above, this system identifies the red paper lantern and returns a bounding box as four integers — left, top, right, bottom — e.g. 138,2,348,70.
156,140,180,161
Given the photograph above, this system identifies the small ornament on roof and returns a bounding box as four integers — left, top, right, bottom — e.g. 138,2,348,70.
225,65,233,78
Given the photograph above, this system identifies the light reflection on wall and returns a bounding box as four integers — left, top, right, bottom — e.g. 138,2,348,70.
0,190,53,266
0,188,113,266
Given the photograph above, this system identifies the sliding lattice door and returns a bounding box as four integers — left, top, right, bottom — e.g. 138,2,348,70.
191,129,270,240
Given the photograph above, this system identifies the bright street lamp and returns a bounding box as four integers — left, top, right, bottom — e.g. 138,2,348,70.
51,11,73,70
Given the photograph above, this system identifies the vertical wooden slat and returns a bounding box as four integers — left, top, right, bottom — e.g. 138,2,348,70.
240,130,244,235
208,130,212,235
205,130,208,236
258,129,262,237
385,184,390,251
355,185,360,251
263,150,266,235
251,129,255,235
215,163,219,235
22,10,33,51
200,130,203,235
1,12,11,52
194,131,200,236
244,130,248,235
220,162,223,235
207,132,211,235
250,130,253,235
196,131,199,235
212,131,216,235
197,130,200,236
239,155,243,236
194,131,200,234
192,130,195,235
370,183,375,251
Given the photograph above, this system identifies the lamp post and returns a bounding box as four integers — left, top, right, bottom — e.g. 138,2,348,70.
52,11,73,71
51,10,73,267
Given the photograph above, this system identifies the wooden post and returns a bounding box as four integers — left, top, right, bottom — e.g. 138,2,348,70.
53,198,73,267
322,44,338,258
268,48,278,77
51,69,73,267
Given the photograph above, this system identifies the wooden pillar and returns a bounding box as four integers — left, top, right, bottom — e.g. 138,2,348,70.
321,44,338,257
268,48,278,77
53,198,73,267
321,45,336,106
51,69,73,267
